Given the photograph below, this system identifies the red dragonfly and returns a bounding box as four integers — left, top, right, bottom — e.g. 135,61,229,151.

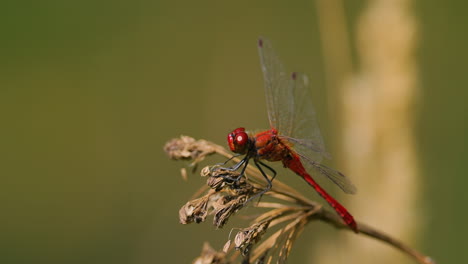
227,37,358,232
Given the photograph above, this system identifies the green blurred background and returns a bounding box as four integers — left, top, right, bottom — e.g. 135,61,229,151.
1,1,466,263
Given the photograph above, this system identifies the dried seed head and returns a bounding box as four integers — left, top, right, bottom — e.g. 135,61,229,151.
234,221,271,255
179,195,211,224
228,176,255,195
207,176,226,191
213,195,248,228
193,242,227,264
203,166,257,195
208,166,240,178
164,136,215,164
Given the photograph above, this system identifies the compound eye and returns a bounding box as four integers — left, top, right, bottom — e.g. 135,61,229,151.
227,127,248,153
234,131,248,146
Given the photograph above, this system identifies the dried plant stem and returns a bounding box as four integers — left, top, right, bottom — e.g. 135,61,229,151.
356,223,434,264
318,210,433,264
251,209,316,261
206,140,433,264
166,136,432,263
315,0,421,263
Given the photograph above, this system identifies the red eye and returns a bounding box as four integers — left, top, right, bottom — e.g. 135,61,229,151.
227,127,248,154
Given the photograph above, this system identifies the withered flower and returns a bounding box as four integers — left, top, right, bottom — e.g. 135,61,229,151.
179,192,215,224
212,194,248,228
164,136,216,165
234,220,271,255
205,166,256,194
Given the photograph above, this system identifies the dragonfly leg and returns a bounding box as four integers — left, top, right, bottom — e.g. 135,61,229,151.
214,154,242,167
254,161,276,192
223,155,247,172
244,160,276,205
257,161,277,183
218,157,249,183
239,157,250,176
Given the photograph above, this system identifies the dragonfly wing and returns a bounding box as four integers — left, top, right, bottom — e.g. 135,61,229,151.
280,73,357,194
258,37,293,132
258,38,328,161
258,37,356,195
280,136,329,163
288,72,328,157
294,150,357,194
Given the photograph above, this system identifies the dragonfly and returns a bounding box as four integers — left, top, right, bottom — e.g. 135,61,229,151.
227,37,358,232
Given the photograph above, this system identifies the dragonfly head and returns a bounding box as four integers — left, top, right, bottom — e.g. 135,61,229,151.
227,127,249,154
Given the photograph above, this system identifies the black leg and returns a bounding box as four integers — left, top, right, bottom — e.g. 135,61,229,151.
243,160,277,205
234,157,249,172
254,160,274,191
239,157,250,176
257,161,277,183
218,157,249,183
231,157,249,182
215,154,242,167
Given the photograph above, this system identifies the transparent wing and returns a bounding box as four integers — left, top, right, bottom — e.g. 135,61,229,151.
258,37,327,162
295,150,357,194
258,37,292,132
287,72,327,152
280,136,330,163
258,37,357,193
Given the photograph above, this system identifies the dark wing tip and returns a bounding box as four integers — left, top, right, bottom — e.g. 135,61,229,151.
291,72,297,80
258,37,263,48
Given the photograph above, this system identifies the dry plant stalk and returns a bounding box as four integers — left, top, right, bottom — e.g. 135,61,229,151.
164,136,434,264
315,0,421,263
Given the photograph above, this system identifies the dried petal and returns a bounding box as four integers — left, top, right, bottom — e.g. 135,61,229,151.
213,195,247,228
234,231,246,248
201,166,212,177
234,221,271,253
222,239,231,253
179,196,211,224
207,176,225,191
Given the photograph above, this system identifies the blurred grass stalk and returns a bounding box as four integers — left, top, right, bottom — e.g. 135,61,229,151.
315,0,419,263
